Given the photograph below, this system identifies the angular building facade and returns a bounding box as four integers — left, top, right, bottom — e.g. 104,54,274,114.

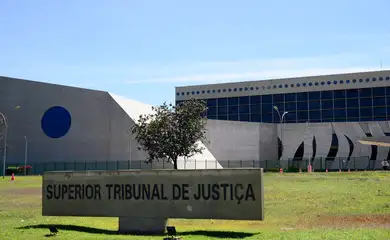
1,76,250,174
176,70,390,170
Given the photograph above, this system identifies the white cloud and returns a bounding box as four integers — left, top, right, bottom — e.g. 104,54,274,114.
122,52,389,84
124,67,384,85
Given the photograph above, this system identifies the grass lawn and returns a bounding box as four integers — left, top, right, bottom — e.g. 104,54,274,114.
0,172,389,239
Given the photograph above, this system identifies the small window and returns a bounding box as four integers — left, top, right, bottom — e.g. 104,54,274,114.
228,97,239,105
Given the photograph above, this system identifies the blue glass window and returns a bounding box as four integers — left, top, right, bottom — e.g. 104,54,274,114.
347,99,358,109
359,88,372,98
250,95,261,104
240,114,250,122
359,98,372,107
373,87,386,96
286,102,297,111
273,94,284,103
229,106,239,115
322,110,333,119
321,91,333,99
251,114,261,122
347,109,359,119
346,89,359,98
285,112,297,123
285,93,296,101
239,96,250,105
217,98,228,106
250,105,261,114
229,114,239,121
309,101,321,110
374,107,387,116
322,100,333,109
218,115,228,120
334,90,346,99
262,95,272,103
262,104,273,115
297,111,308,122
297,92,308,101
218,106,228,115
239,105,250,114
208,107,217,115
208,115,217,120
334,109,346,118
334,99,346,109
207,99,217,107
309,110,321,120
297,101,308,111
373,97,386,106
309,91,321,101
228,97,239,105
262,114,272,123
360,108,373,118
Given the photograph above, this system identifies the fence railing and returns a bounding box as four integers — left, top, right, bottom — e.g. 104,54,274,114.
0,156,382,176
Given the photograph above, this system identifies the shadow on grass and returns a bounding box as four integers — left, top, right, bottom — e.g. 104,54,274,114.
18,224,256,238
18,224,119,235
180,230,256,238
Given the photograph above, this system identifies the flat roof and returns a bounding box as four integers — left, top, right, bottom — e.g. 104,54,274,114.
176,70,390,101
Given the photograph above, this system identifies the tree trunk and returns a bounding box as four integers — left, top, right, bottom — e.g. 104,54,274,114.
173,159,178,170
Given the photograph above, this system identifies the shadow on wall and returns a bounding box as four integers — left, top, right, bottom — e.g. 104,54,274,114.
17,224,257,238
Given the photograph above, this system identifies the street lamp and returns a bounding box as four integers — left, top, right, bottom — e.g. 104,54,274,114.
1,106,21,179
273,106,288,160
126,129,132,169
0,112,8,179
24,136,28,176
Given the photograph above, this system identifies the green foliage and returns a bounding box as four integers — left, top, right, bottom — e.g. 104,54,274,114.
132,98,208,169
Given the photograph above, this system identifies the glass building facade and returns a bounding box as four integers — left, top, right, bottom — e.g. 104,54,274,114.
176,86,390,123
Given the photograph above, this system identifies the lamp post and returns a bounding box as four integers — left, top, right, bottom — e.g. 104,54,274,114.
0,112,8,179
126,130,132,169
24,136,28,176
273,106,288,160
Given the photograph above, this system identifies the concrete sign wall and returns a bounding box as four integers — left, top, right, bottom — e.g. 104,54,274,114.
42,169,264,221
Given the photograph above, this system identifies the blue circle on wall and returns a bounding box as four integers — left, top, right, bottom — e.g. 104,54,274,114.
41,106,72,139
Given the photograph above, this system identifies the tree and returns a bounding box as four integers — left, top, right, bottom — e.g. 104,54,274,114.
132,98,208,169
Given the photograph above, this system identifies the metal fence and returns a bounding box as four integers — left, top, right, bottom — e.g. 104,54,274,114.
1,156,381,176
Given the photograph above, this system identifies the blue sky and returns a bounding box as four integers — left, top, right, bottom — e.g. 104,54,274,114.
1,0,390,105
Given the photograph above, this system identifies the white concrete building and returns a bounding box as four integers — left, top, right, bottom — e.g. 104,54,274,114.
176,70,390,170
